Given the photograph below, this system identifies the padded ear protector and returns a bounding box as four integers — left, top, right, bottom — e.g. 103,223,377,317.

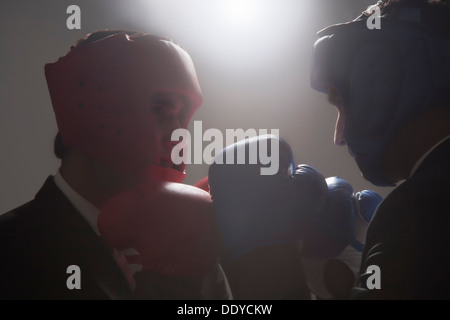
350,40,403,135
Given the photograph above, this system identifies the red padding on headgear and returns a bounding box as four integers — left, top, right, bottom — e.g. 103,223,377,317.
45,32,202,176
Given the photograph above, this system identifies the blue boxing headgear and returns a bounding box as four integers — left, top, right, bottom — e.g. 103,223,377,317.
310,6,450,186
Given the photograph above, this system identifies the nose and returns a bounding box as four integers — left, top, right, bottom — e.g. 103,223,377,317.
166,137,180,149
163,116,184,149
334,110,346,146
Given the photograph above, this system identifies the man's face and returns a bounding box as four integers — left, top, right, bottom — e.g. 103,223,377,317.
149,92,190,173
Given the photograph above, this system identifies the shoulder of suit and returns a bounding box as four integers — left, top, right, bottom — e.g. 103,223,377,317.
0,199,38,233
0,177,74,242
369,165,450,239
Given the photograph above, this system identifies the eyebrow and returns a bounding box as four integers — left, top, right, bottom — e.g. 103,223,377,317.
149,94,188,117
150,99,174,107
150,95,180,108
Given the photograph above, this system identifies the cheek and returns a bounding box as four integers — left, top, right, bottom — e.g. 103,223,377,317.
144,116,163,152
149,115,168,137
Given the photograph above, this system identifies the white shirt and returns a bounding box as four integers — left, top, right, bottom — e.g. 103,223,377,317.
53,170,140,290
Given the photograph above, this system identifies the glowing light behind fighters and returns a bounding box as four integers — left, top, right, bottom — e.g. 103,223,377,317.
116,0,307,73
221,0,260,26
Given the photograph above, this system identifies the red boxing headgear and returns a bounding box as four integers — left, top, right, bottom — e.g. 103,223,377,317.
45,32,202,177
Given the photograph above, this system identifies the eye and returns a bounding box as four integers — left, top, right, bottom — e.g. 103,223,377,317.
327,88,343,108
151,105,165,116
175,106,185,118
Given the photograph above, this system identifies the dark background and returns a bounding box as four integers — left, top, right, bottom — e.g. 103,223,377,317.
0,0,394,213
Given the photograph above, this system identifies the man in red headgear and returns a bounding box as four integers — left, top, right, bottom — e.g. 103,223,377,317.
0,30,231,300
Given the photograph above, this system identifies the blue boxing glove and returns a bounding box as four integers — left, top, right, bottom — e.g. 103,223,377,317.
301,181,382,299
208,134,328,299
328,189,382,277
351,190,382,253
300,177,356,259
208,135,328,261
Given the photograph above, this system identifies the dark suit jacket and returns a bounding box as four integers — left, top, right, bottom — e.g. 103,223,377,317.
0,176,132,300
358,138,450,299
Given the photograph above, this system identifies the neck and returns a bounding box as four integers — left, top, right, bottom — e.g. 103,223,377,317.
384,106,450,183
60,150,141,209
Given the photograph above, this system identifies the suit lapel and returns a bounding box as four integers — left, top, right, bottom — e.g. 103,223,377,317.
35,176,132,299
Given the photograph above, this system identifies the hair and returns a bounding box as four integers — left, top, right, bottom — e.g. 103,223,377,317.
54,29,140,160
369,0,450,37
54,131,67,159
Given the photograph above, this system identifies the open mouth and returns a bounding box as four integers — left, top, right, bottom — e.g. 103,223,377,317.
157,159,186,173
146,158,187,183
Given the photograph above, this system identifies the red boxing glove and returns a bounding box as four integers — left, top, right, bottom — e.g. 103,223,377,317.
98,180,219,279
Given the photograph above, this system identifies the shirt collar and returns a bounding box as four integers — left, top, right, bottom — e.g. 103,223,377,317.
53,169,101,236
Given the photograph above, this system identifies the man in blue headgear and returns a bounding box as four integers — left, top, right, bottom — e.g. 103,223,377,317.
310,0,450,299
